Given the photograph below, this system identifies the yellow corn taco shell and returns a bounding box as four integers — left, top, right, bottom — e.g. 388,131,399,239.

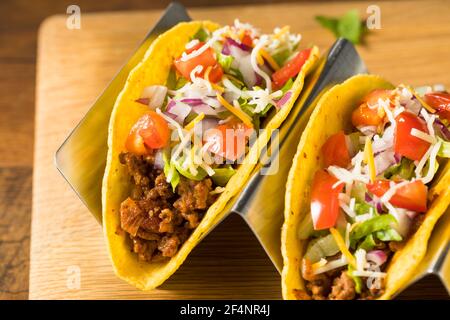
102,20,319,290
281,74,450,300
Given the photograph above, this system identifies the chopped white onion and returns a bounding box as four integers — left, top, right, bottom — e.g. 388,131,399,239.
153,150,164,169
141,85,167,109
168,102,191,124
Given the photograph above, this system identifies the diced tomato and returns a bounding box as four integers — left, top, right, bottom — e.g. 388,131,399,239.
203,120,253,161
125,131,148,155
272,48,312,90
205,63,224,83
424,91,450,122
363,89,393,106
310,170,344,230
125,111,169,153
321,131,351,168
394,111,431,161
351,89,392,127
351,103,384,127
240,31,253,47
367,180,428,212
174,42,222,82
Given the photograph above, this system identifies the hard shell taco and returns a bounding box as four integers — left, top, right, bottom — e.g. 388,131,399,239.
102,20,319,290
282,74,450,300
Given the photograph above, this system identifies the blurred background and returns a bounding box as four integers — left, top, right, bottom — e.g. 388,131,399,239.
0,0,449,300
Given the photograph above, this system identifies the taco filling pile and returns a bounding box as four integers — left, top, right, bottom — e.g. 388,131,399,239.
118,21,313,263
295,85,450,299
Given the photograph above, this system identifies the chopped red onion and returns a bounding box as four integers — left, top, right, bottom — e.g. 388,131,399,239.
135,98,149,105
222,37,251,54
166,99,176,111
367,250,387,266
434,118,450,140
376,202,384,213
394,153,402,163
181,98,204,106
364,193,384,213
255,73,263,87
276,91,292,108
166,101,191,123
221,44,231,55
163,111,177,120
141,85,167,109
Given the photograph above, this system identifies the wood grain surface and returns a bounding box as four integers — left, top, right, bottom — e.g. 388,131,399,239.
5,0,447,299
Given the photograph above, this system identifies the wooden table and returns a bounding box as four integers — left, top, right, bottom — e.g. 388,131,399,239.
1,0,450,299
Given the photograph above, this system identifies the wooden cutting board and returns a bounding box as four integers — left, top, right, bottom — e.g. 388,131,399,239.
30,1,450,299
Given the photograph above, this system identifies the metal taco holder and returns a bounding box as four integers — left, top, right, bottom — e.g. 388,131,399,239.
54,2,450,297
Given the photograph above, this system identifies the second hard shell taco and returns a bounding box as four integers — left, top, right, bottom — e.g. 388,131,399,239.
282,74,450,300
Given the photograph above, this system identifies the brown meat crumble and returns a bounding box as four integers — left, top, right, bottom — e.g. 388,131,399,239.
118,152,217,262
295,213,426,300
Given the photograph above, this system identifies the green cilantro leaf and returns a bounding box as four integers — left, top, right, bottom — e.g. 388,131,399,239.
316,9,366,44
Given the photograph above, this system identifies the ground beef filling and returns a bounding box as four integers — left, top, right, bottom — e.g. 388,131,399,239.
118,152,217,262
295,213,425,300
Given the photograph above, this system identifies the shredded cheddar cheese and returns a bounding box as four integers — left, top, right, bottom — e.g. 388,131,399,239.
203,66,225,93
184,112,205,131
330,227,357,268
225,74,244,86
364,138,376,183
273,25,290,39
211,83,225,93
256,50,265,66
260,49,280,71
407,86,436,114
216,94,253,128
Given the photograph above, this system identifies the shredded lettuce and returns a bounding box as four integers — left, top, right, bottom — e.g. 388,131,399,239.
350,214,397,247
375,228,402,242
280,78,294,93
354,202,374,216
304,233,340,263
438,137,450,158
175,76,188,90
348,132,363,152
163,152,180,191
298,213,314,240
350,181,366,203
422,156,440,179
173,156,207,181
347,265,363,294
184,112,198,125
192,27,208,42
384,158,415,180
218,53,234,72
272,48,292,66
211,166,236,186
229,67,245,84
165,67,177,90
297,214,329,240
358,234,377,251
